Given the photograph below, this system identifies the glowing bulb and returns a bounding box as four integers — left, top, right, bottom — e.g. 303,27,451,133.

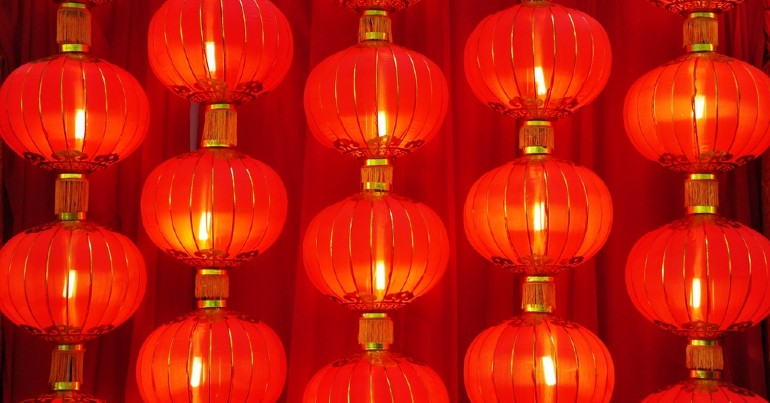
534,66,548,97
62,269,77,298
541,356,557,386
374,260,387,299
205,41,217,74
532,201,546,232
198,211,211,243
693,95,705,121
190,356,203,388
74,109,85,148
690,278,702,310
377,111,388,138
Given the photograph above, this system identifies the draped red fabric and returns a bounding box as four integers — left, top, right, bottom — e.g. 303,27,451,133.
0,0,768,402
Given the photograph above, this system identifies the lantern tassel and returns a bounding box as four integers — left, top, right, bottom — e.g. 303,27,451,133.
202,104,238,148
519,121,554,153
359,10,392,43
686,340,723,371
49,344,85,391
55,174,89,220
685,174,718,213
57,4,91,49
522,276,555,313
361,159,393,192
195,269,230,302
683,13,718,49
358,313,394,350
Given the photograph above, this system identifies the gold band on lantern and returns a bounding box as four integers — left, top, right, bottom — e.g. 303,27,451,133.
202,103,238,148
53,382,82,391
522,276,556,313
60,44,90,53
690,370,721,380
519,120,554,155
685,173,718,215
359,312,393,351
683,12,717,51
362,158,393,192
197,299,227,309
359,10,392,42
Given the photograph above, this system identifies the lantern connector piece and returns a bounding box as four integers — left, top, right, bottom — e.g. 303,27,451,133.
195,269,229,309
359,10,392,43
55,173,88,221
202,104,238,148
522,276,556,313
362,158,393,193
684,12,717,52
685,173,718,214
519,121,554,155
58,2,91,53
359,312,393,351
687,339,723,380
50,344,85,392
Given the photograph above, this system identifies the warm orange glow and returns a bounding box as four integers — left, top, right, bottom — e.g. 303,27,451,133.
74,109,85,149
541,355,556,386
190,356,203,388
534,66,547,97
63,269,77,299
531,200,547,256
377,111,388,138
693,94,705,121
374,260,387,300
689,278,702,321
198,211,211,243
205,42,217,74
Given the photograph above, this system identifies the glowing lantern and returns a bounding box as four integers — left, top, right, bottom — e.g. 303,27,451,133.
464,313,614,402
136,309,286,402
643,380,766,402
304,11,448,159
303,190,449,310
141,147,287,268
0,53,149,173
625,52,770,172
303,351,449,402
626,212,770,339
464,152,613,275
147,0,293,103
464,0,612,120
0,220,146,343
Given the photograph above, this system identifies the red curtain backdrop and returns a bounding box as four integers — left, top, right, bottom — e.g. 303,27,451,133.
0,0,768,402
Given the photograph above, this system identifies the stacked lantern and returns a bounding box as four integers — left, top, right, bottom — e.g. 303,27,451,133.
134,0,293,401
462,1,616,401
301,0,451,400
624,1,770,400
0,1,149,401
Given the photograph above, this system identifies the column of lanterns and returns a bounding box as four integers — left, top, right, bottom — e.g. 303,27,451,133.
133,0,293,401
462,1,616,401
624,0,770,400
0,1,149,401
301,0,451,400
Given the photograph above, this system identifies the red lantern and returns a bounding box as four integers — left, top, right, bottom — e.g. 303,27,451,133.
0,54,149,173
303,191,449,310
304,41,448,159
643,380,766,402
464,155,613,275
464,0,612,120
304,351,449,402
136,309,286,402
141,148,287,268
626,214,770,339
625,52,770,172
0,221,146,343
147,0,293,104
646,0,745,13
464,313,614,402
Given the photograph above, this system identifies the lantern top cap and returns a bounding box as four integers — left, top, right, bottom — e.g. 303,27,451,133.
648,0,745,14
335,0,421,13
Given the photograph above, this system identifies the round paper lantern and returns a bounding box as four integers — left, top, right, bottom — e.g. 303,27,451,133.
304,41,448,159
303,351,449,402
625,52,770,173
147,0,293,104
0,53,149,173
464,313,614,402
303,192,449,310
136,309,286,402
464,155,613,275
464,0,612,120
626,214,770,339
141,148,287,268
0,221,146,344
646,0,745,13
333,0,422,13
643,380,767,402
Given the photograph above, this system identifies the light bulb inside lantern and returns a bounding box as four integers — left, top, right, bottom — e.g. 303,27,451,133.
531,201,547,255
198,211,212,245
190,356,203,388
374,260,387,300
689,277,703,321
74,109,85,150
377,111,388,138
541,355,557,386
63,269,77,299
205,41,217,75
534,66,548,98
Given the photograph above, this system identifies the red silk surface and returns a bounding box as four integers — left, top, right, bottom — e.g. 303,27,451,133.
0,0,768,402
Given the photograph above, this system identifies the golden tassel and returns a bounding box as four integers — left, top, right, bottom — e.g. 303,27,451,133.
522,276,555,313
55,174,88,220
49,344,85,391
686,340,723,371
195,269,230,301
202,104,238,148
358,313,394,350
57,3,91,49
519,121,554,152
685,174,718,213
361,159,393,192
359,10,392,43
683,13,718,49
